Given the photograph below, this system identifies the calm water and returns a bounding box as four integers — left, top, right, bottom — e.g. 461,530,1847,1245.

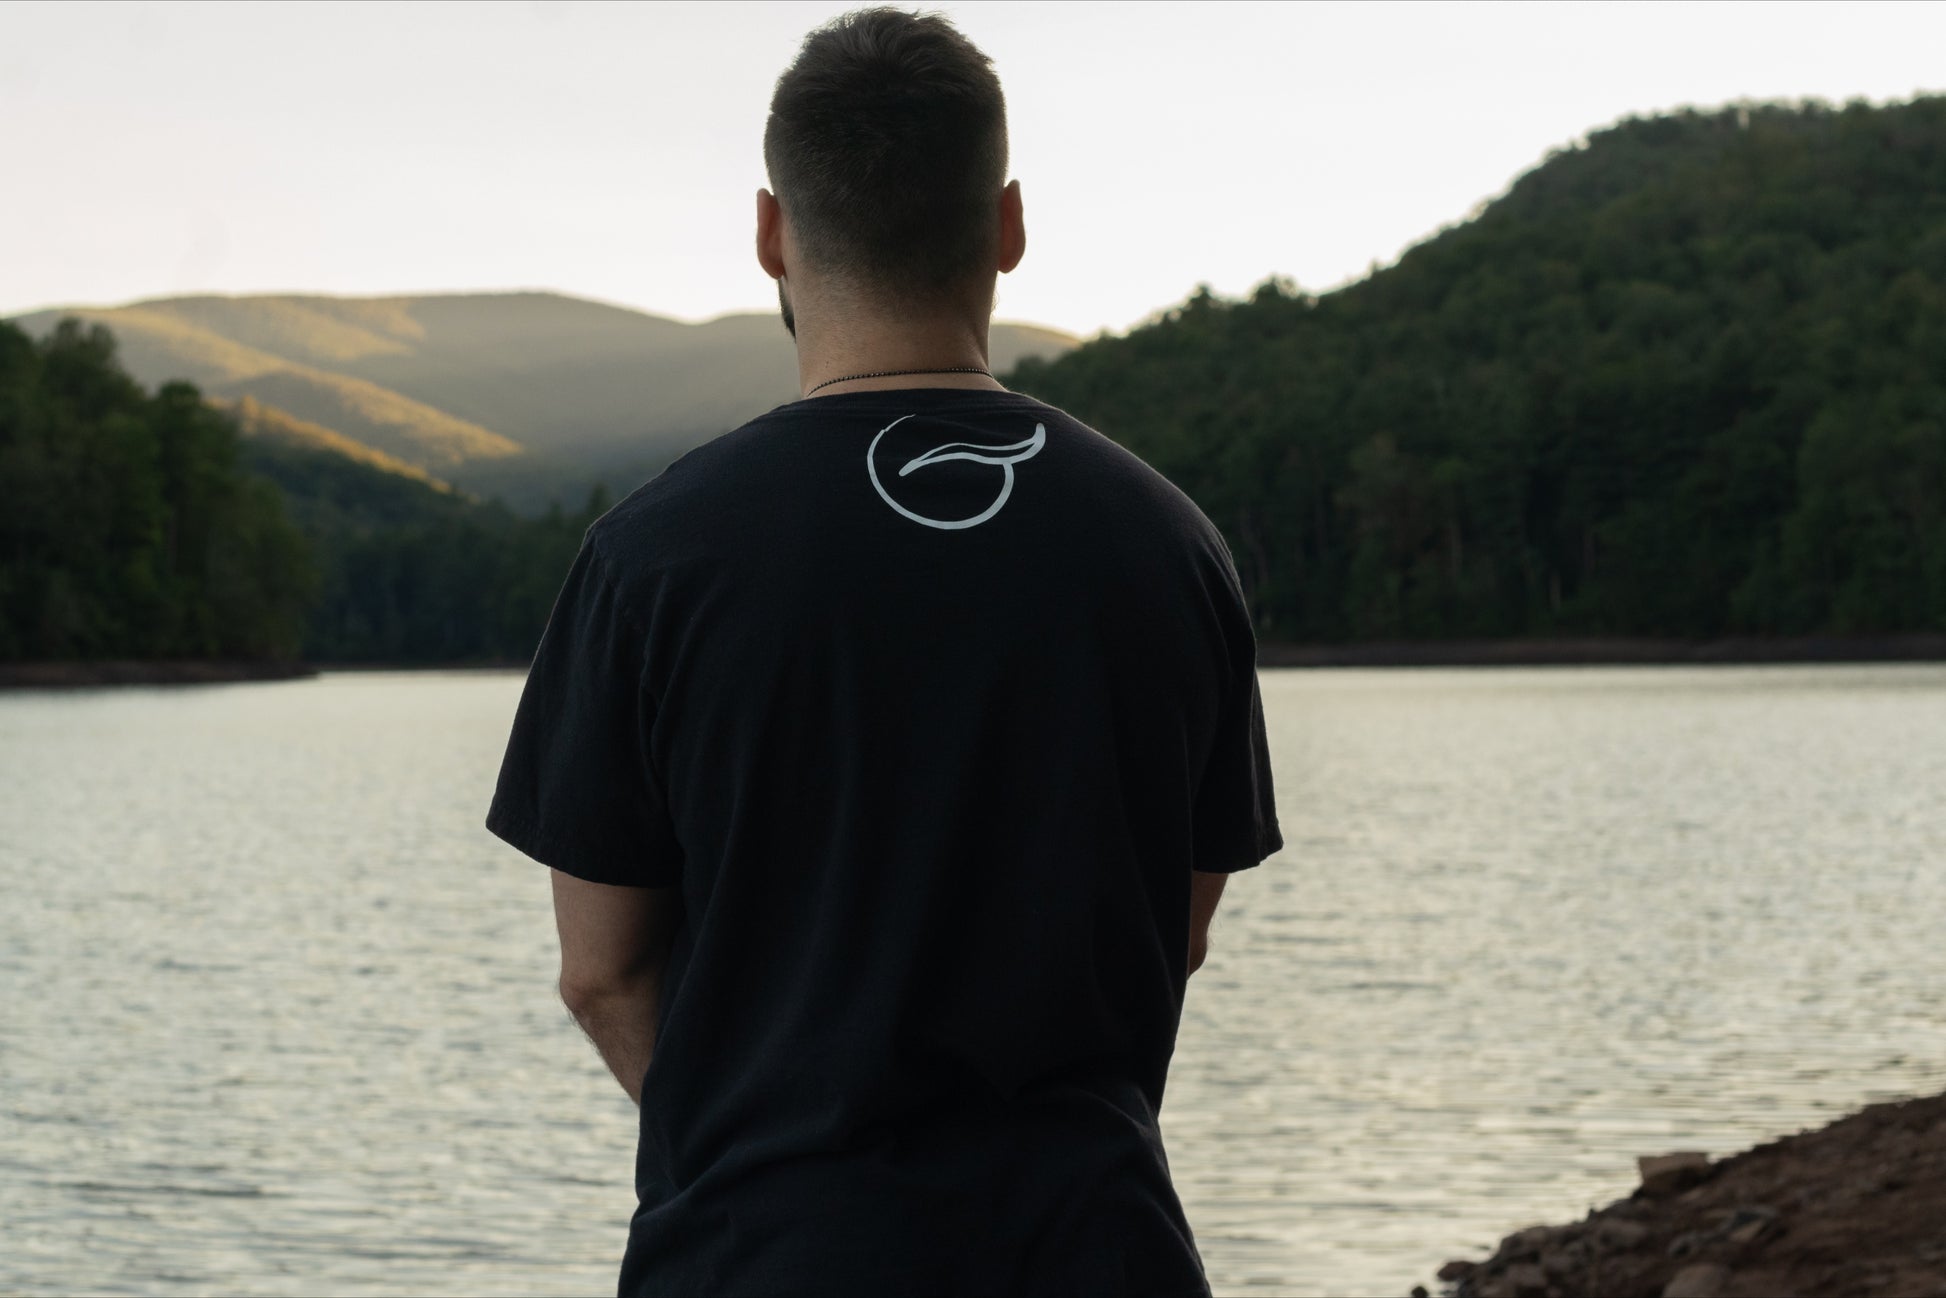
2,667,1943,1296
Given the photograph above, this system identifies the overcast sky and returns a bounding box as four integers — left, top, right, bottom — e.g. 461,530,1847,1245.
4,0,1943,337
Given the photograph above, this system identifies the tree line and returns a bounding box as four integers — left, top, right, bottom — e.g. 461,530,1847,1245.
0,319,311,660
1011,98,1946,641
6,98,1943,664
243,431,603,663
0,318,601,664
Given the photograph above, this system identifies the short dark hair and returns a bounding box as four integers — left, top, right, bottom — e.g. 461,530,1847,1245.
764,8,1008,301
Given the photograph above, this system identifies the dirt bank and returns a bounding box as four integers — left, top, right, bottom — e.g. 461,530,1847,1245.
1427,1090,1946,1298
0,660,317,690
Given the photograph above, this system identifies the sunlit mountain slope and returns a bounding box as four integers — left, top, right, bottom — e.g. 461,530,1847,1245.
10,292,1078,498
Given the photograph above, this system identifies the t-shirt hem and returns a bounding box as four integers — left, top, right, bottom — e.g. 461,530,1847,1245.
1192,820,1284,873
484,803,678,889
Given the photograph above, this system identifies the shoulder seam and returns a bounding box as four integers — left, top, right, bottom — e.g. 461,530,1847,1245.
581,532,653,644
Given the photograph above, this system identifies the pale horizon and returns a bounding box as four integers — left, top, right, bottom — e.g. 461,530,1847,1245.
5,0,1944,337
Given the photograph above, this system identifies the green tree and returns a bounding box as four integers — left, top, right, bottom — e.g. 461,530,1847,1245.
0,319,313,660
1008,97,1946,643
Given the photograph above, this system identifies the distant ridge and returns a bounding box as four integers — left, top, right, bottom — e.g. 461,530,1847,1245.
9,292,1078,501
215,396,450,490
8,301,524,471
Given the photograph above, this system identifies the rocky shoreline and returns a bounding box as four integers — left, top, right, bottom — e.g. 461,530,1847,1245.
0,660,318,690
1259,634,1946,668
1423,1090,1946,1298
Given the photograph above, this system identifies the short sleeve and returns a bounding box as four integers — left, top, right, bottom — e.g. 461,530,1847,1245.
485,540,683,887
1190,578,1283,874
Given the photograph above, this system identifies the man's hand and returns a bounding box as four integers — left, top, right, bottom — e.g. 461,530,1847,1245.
1188,870,1227,975
551,869,683,1104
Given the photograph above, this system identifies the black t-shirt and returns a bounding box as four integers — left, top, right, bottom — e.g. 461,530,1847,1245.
487,388,1281,1297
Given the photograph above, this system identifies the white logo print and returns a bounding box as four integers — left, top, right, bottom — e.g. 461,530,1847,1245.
866,415,1047,530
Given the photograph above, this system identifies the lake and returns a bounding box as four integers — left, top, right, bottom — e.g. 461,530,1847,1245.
2,666,1942,1296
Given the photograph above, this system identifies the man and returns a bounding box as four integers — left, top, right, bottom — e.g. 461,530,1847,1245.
486,9,1280,1296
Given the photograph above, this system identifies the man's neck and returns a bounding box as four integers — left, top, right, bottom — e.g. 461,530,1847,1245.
791,292,1005,399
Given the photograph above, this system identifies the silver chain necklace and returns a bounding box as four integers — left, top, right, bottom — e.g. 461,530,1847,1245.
805,366,993,396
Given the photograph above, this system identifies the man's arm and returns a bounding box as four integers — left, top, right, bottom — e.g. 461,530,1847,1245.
551,869,683,1105
1188,870,1228,975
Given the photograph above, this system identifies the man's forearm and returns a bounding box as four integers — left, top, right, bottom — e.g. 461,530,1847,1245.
562,974,661,1105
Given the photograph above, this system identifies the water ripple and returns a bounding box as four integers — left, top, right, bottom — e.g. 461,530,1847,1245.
1,666,1942,1296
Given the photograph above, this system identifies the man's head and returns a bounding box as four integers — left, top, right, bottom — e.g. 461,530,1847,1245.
760,8,1018,331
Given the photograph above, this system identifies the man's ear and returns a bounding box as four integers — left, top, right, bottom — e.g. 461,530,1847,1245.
997,180,1026,275
756,188,787,280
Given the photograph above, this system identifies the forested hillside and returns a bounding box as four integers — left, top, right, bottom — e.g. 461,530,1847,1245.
0,320,312,659
11,292,1077,511
1009,98,1946,641
9,98,1943,667
0,319,599,665
241,435,599,663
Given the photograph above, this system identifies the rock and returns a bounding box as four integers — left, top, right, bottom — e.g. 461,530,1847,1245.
1638,1151,1711,1179
1595,1217,1650,1249
1666,1228,1712,1259
1722,1204,1779,1245
1638,1150,1712,1197
1662,1262,1732,1298
1504,1262,1549,1297
1436,1259,1477,1282
1498,1225,1560,1259
1411,1287,1430,1298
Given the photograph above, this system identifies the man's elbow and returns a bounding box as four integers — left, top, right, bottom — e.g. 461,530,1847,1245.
1187,936,1211,977
558,968,640,1021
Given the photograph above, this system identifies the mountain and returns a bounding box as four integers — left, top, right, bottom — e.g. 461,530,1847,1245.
2,290,1074,662
218,395,450,489
25,100,1941,659
1010,97,1946,642
9,292,1078,507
